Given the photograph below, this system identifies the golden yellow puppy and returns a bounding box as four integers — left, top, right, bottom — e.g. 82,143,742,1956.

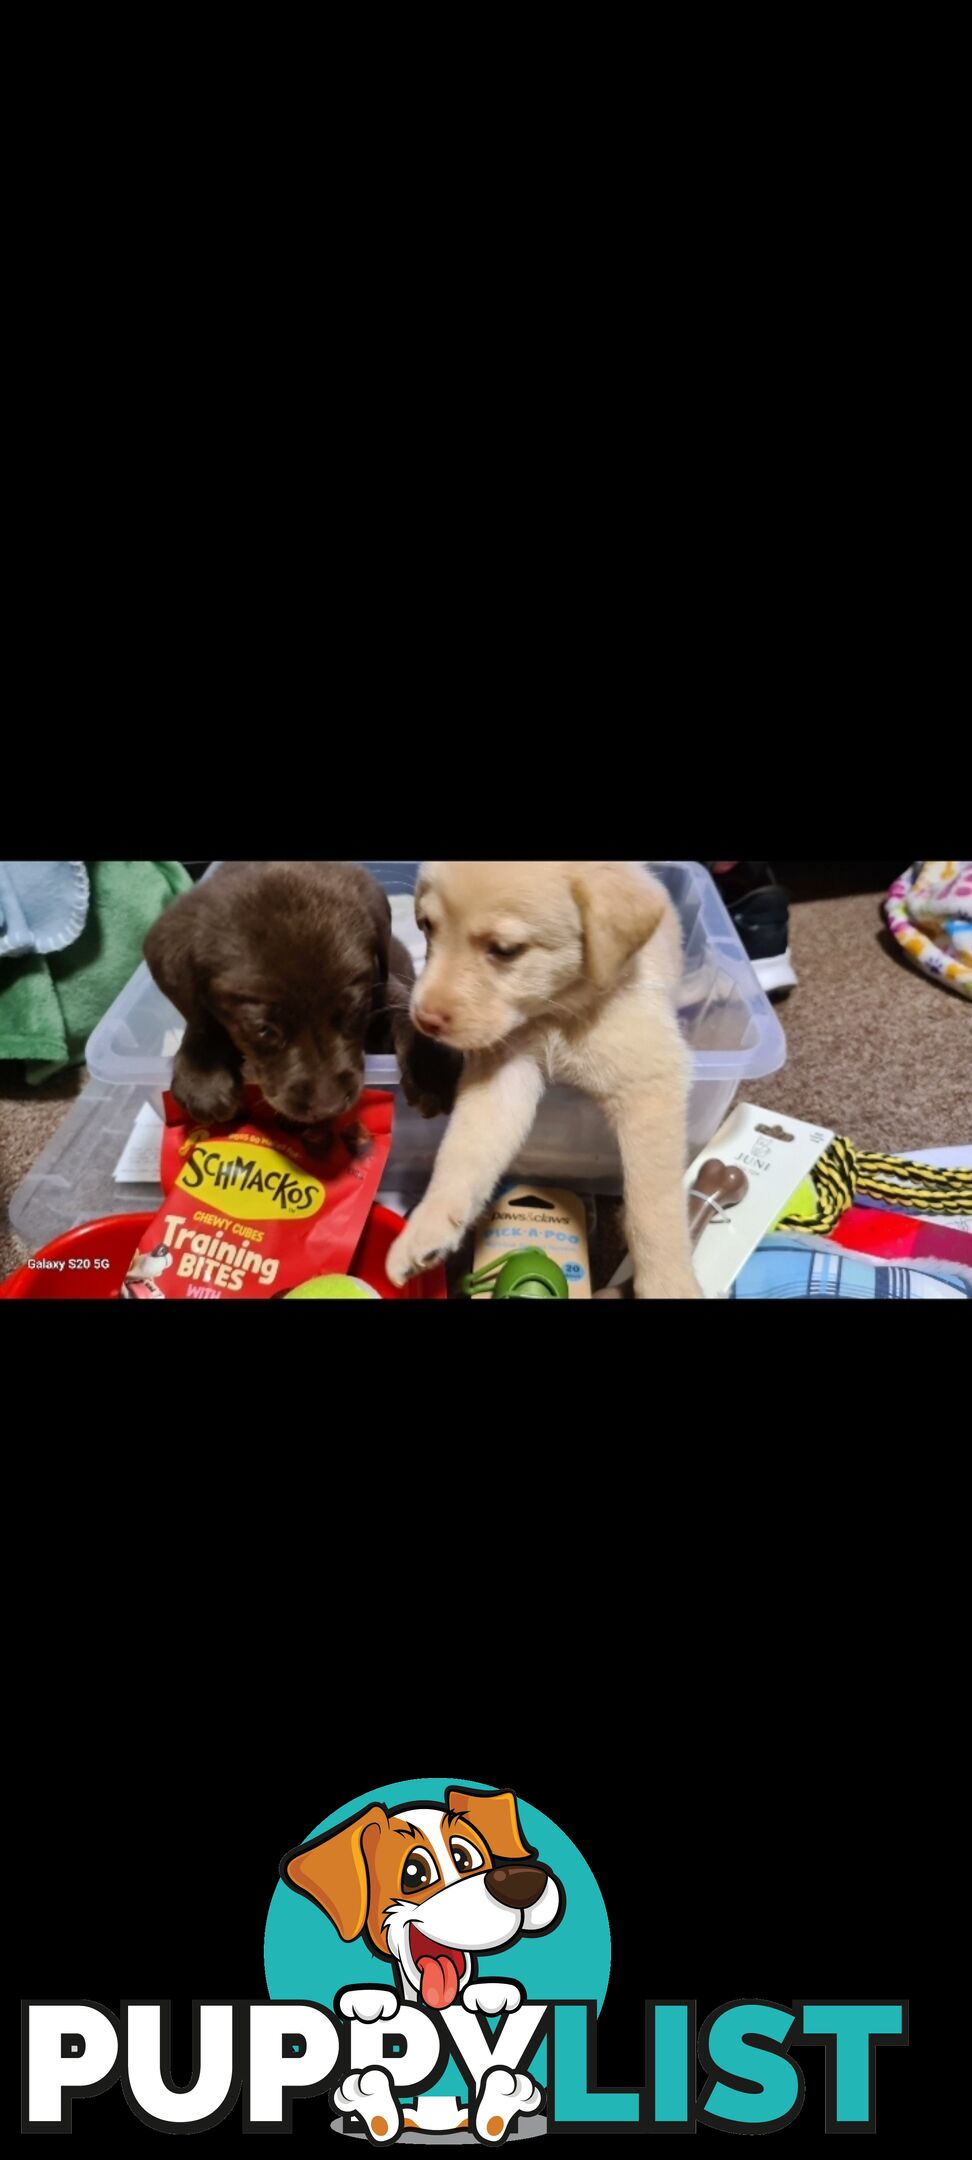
386,861,701,1300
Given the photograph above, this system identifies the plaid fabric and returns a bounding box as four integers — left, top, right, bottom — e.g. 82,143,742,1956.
732,1238,972,1301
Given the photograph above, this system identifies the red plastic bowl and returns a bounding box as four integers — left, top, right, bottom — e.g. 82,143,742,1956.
0,1206,446,1301
0,1214,148,1299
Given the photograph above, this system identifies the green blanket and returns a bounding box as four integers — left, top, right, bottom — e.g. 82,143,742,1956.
0,860,191,1081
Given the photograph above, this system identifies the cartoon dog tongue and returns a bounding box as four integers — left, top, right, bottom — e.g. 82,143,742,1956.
417,1951,461,2009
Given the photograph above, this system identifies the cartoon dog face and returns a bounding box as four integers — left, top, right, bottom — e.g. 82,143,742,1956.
281,1787,563,2008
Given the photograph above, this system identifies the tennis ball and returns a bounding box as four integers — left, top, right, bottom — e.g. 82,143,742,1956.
285,1277,381,1300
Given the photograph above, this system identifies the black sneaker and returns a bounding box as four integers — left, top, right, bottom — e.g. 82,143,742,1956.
705,861,798,995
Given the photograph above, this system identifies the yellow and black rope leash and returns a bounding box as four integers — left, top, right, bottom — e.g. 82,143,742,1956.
778,1139,972,1236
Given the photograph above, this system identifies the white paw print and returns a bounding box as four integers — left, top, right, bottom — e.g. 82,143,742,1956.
475,2067,543,2143
336,1988,400,2025
461,1980,523,2016
332,2067,401,2145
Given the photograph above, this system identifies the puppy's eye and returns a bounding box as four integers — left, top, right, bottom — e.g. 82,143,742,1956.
487,942,527,963
402,1848,440,1894
450,1838,482,1874
255,1023,282,1049
417,918,435,940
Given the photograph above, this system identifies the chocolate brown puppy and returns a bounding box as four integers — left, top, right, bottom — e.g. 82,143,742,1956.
144,861,461,1128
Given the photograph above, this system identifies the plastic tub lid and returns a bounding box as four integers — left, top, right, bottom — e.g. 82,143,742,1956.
85,860,786,1090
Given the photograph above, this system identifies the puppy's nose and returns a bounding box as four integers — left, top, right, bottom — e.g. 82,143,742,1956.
485,1864,548,1910
415,1006,451,1038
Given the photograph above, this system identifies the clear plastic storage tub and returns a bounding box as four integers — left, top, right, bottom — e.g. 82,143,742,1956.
81,861,786,1188
8,1081,166,1256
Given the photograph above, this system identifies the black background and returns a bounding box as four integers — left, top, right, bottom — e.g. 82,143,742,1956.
21,1463,914,2145
14,781,919,2145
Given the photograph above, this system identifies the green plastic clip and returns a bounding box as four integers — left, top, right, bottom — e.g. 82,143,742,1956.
459,1249,570,1300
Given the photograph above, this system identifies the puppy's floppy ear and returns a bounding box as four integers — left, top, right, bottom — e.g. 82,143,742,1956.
367,882,392,985
280,1803,388,1941
144,887,207,1019
446,1788,533,1863
571,862,668,991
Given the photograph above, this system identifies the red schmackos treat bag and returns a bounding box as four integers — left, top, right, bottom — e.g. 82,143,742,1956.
121,1090,394,1300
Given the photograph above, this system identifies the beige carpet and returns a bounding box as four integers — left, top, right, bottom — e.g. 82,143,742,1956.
751,891,969,1152
1,890,968,1286
0,1069,84,1284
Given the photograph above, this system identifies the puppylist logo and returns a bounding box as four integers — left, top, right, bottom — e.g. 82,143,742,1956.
21,1780,909,2139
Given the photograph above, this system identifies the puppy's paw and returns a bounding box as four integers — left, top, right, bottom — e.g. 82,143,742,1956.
341,1120,374,1160
461,1980,522,2015
336,1987,400,2024
386,1202,466,1286
475,2068,543,2144
401,1072,458,1121
397,1031,463,1120
332,2068,402,2144
171,1056,244,1126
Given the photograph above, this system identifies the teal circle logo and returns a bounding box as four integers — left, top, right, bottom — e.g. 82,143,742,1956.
265,1777,611,2100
